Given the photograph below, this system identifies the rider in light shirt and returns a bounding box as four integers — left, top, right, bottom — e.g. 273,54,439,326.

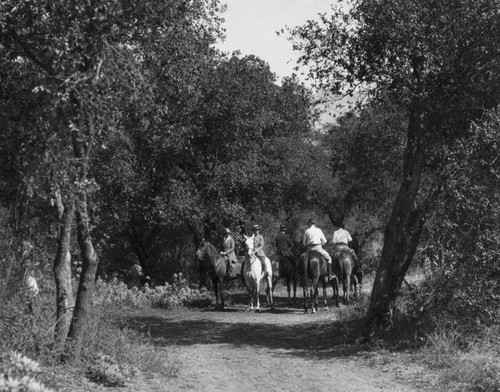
302,219,335,281
332,226,357,260
332,227,352,245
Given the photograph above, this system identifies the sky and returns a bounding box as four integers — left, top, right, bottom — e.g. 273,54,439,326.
216,0,337,83
215,0,352,124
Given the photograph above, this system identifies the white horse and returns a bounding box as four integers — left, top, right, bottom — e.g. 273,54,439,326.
243,234,274,311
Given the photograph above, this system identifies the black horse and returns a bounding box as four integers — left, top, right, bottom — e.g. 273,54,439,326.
196,241,241,310
271,250,299,304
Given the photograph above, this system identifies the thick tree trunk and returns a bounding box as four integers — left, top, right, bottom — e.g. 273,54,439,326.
53,193,75,346
366,105,426,335
66,191,98,361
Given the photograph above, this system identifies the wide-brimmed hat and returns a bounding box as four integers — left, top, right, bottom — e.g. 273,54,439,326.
222,228,231,234
280,224,287,230
251,224,260,231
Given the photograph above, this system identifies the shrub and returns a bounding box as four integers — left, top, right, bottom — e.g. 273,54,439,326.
145,273,212,309
94,277,149,309
85,353,136,387
0,351,54,392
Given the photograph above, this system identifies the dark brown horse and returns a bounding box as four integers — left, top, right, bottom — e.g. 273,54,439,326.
331,249,355,306
197,241,240,310
271,251,299,304
300,250,329,313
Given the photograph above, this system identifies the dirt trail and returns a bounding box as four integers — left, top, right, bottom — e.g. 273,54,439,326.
127,289,423,392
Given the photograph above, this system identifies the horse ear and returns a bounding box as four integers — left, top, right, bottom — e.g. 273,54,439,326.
244,234,249,240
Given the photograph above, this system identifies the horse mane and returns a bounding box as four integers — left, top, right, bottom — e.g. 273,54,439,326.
203,241,218,255
201,241,222,267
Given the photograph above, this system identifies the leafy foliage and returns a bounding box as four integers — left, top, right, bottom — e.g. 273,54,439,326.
0,352,54,392
419,108,500,326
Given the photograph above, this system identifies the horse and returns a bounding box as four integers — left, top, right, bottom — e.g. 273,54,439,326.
196,240,240,310
331,249,355,306
300,250,329,314
242,234,274,311
272,251,298,304
350,256,363,297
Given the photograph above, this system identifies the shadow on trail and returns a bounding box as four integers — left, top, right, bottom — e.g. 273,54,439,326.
125,293,369,361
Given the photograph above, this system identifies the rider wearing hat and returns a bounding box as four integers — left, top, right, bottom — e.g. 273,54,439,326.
275,224,294,259
251,224,270,277
221,227,237,276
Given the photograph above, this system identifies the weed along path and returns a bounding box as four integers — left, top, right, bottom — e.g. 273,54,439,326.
126,289,428,392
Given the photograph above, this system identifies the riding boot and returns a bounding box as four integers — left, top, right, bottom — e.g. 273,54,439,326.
328,263,336,281
226,259,233,278
261,258,269,277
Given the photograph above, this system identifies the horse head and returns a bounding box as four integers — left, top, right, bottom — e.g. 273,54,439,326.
243,234,255,257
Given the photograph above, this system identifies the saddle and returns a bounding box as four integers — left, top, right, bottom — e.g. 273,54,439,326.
223,255,242,279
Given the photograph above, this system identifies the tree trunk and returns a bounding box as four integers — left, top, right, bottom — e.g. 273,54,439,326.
129,225,154,280
53,193,75,346
366,104,426,335
66,190,98,362
65,112,99,362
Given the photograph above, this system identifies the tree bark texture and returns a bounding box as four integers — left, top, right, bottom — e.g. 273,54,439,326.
65,113,99,362
53,193,75,345
367,103,426,335
66,191,98,361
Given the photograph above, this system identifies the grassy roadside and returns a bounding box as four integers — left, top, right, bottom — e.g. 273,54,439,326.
2,273,499,391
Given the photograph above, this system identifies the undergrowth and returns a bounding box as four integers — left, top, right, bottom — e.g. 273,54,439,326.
0,272,210,390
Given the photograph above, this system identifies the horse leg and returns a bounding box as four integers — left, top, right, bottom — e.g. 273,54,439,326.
286,277,291,303
255,280,261,312
266,276,274,309
213,278,220,309
312,278,319,314
343,276,349,305
322,277,329,310
199,271,204,290
302,274,309,314
351,274,359,297
247,280,254,310
219,277,225,310
332,276,339,307
292,276,297,305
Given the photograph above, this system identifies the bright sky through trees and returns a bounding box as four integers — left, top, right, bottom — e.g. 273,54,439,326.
216,0,352,125
216,0,336,83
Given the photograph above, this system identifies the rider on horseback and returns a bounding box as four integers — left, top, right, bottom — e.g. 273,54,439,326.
275,224,294,259
220,228,237,277
251,224,271,277
301,219,335,281
332,225,358,262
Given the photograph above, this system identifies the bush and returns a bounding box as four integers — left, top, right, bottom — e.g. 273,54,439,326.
0,352,54,392
85,353,136,387
145,273,212,309
94,277,149,309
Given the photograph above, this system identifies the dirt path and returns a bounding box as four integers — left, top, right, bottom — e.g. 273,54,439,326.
126,289,424,392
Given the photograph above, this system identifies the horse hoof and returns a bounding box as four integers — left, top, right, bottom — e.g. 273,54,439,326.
312,309,317,314
323,306,329,311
